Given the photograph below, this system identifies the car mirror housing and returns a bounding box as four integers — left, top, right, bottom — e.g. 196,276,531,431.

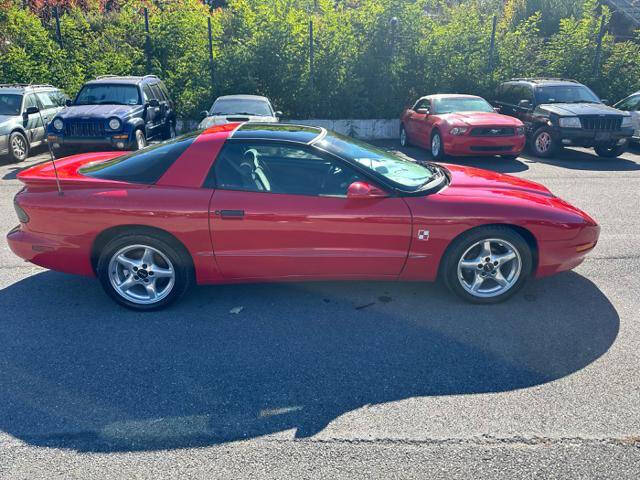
23,106,39,118
200,110,209,118
147,99,160,108
416,108,430,115
347,181,388,199
275,110,283,117
601,99,609,105
518,99,531,109
65,99,73,107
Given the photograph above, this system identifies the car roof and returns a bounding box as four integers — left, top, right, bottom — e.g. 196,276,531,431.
506,78,581,87
0,84,57,94
424,94,483,100
85,75,161,85
215,94,271,102
230,123,323,144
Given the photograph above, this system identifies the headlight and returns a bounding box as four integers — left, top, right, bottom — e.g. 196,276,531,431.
108,118,121,130
558,117,581,128
516,126,525,136
450,127,468,135
53,118,64,131
621,116,632,127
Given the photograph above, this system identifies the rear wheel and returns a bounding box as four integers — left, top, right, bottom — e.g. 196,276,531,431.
8,131,29,162
442,226,532,304
97,234,192,311
594,142,626,158
431,130,446,161
163,121,176,141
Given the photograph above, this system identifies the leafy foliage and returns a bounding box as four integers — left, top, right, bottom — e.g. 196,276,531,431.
1,0,639,119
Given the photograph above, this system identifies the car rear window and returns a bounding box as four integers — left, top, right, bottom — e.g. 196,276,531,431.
79,131,200,184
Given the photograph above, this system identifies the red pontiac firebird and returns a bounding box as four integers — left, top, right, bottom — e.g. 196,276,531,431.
7,123,599,310
400,94,526,160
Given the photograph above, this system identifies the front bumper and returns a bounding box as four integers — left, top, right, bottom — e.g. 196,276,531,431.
536,224,601,278
554,127,634,147
444,135,526,156
47,133,133,151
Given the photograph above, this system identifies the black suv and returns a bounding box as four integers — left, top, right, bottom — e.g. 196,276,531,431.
494,78,634,158
47,75,176,156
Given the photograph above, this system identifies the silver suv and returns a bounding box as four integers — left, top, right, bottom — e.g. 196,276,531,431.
0,84,68,162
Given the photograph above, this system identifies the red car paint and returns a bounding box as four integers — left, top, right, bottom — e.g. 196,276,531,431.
7,123,598,290
401,94,526,156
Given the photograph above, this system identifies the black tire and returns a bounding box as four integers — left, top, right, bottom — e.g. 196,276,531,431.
134,129,147,150
441,226,532,304
430,129,447,161
530,126,557,158
594,143,626,158
162,120,176,141
8,131,29,162
97,233,193,311
399,124,410,147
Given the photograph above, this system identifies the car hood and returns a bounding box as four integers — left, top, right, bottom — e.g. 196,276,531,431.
439,112,522,126
538,103,624,116
55,104,142,120
440,163,553,198
198,115,278,129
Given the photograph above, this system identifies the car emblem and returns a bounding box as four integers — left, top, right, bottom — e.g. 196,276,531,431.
418,229,429,241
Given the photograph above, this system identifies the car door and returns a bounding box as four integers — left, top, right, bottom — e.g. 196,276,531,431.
141,83,160,138
149,83,168,133
206,141,412,279
35,91,58,135
406,99,431,147
21,93,44,145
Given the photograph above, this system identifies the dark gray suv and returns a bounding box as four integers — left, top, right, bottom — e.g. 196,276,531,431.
494,78,634,158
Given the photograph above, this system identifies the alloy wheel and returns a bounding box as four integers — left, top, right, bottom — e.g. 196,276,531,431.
136,130,147,150
432,133,441,157
11,135,27,160
108,244,175,305
400,127,407,147
456,238,522,298
535,131,552,154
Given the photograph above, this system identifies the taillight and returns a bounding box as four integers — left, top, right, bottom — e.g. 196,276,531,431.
13,192,29,223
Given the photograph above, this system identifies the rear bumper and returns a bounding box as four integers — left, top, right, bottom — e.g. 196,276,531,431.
536,224,600,278
6,226,94,276
444,135,526,156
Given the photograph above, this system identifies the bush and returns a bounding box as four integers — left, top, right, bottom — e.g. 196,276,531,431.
1,0,639,120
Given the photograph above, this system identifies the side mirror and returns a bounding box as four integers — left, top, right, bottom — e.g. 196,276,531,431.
347,181,388,199
518,99,531,109
200,110,210,118
25,106,39,115
601,99,609,105
416,108,430,115
493,106,501,113
275,110,283,118
148,99,160,108
65,99,72,107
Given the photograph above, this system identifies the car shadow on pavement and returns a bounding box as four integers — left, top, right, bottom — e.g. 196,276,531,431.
0,270,618,452
521,147,640,171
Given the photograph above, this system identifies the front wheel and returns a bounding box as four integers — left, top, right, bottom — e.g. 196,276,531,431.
97,234,192,311
163,121,176,140
134,129,147,150
399,125,409,147
8,131,29,162
594,143,626,158
530,127,556,158
431,130,446,161
442,226,532,304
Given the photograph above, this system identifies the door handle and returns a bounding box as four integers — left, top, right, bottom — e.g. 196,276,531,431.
215,209,245,219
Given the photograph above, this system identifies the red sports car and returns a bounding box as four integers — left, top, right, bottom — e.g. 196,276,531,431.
7,123,598,310
400,94,526,160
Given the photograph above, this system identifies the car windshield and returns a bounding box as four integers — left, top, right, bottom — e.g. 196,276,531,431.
211,98,272,116
74,84,141,106
316,131,441,191
432,97,494,114
536,86,600,104
0,94,23,115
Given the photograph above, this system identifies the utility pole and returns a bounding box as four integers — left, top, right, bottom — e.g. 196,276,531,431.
144,7,151,73
208,17,215,91
593,15,606,78
488,15,497,72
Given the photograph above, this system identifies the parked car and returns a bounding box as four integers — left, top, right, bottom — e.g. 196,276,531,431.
47,75,176,156
198,94,281,129
400,94,526,160
9,123,599,310
0,84,68,162
613,91,640,144
494,78,635,158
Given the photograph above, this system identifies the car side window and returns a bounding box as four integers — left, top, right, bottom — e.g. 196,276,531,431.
23,93,38,112
142,84,153,102
414,99,430,112
36,91,56,109
206,142,366,197
149,84,164,101
158,81,171,103
617,95,640,111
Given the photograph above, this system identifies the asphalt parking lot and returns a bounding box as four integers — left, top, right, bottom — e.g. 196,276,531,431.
1,143,639,478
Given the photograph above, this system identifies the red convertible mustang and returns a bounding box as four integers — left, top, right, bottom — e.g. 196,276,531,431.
400,94,526,160
7,123,599,310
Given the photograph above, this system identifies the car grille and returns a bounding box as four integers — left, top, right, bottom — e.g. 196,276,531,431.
579,116,622,131
65,120,105,137
470,127,515,136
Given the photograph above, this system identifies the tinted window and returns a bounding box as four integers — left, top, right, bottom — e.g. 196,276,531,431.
211,98,273,116
80,131,199,184
432,97,493,114
207,142,365,197
141,84,153,102
414,99,430,111
158,81,171,102
0,94,22,115
36,91,56,109
149,84,164,101
75,84,141,106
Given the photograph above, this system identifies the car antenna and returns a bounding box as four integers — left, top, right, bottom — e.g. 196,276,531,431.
34,106,64,196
